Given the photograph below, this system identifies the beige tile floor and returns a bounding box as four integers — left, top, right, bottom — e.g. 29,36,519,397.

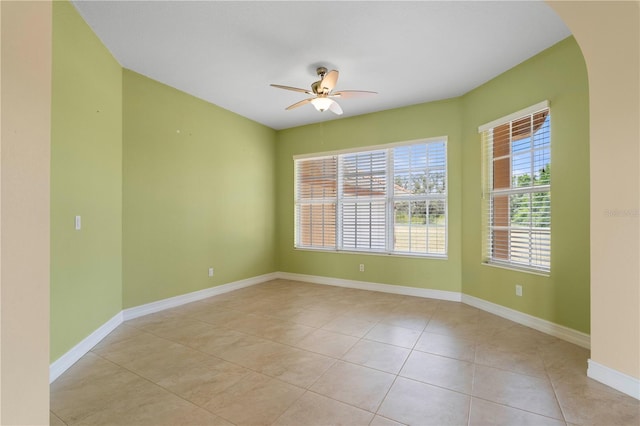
50,279,640,426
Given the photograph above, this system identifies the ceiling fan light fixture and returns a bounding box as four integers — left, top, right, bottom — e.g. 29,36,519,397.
310,97,333,112
272,67,376,115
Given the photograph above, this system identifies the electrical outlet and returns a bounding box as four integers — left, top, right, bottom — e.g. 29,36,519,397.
359,264,365,272
208,267,214,277
515,284,523,297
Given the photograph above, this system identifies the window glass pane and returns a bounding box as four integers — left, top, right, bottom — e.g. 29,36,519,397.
533,148,550,185
533,113,550,148
482,105,550,272
428,169,446,194
510,192,532,227
532,191,551,227
512,136,531,153
512,153,531,187
427,200,446,254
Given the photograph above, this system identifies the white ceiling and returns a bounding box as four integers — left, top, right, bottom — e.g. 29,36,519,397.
72,1,571,130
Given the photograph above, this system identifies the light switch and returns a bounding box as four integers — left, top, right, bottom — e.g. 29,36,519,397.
75,215,81,230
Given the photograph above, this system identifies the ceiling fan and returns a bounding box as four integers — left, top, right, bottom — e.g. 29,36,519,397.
271,67,377,115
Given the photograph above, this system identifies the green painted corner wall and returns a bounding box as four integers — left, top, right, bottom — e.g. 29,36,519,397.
122,70,277,308
275,99,463,292
275,36,590,333
460,36,590,333
50,1,123,361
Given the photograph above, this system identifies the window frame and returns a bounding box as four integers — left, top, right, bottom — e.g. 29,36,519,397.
479,101,551,274
294,137,448,258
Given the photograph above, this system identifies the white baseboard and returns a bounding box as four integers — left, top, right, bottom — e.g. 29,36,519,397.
50,273,278,383
588,359,640,400
49,311,123,383
51,271,596,387
122,272,279,321
276,272,462,302
462,294,590,349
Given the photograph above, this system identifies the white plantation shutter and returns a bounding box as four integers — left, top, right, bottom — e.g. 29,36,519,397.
295,156,337,248
340,150,387,251
480,101,551,272
294,138,447,256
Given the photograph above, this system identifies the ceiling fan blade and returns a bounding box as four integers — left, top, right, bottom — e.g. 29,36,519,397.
320,70,339,92
285,98,313,110
271,84,313,95
328,99,343,115
331,90,378,99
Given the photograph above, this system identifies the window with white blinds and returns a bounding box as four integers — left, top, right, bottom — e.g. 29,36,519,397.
295,139,447,257
479,101,551,272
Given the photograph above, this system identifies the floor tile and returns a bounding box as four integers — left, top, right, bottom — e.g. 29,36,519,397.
475,343,547,378
472,364,564,420
369,415,407,426
53,353,216,426
482,324,551,355
414,331,476,362
379,311,430,331
423,315,479,340
50,412,66,426
310,361,395,412
98,339,212,383
214,334,291,370
258,346,336,388
294,328,359,357
553,378,640,425
203,371,305,426
321,315,377,338
174,326,248,355
273,391,374,426
51,353,147,424
377,377,471,426
364,323,421,348
539,339,589,384
342,339,410,374
155,356,251,406
51,280,626,426
256,318,315,345
400,350,475,394
190,307,248,327
285,309,337,327
469,398,566,426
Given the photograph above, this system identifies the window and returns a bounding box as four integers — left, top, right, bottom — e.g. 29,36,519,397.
480,101,551,272
295,139,447,257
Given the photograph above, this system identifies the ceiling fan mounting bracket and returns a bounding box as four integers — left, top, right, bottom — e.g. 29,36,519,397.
315,67,328,78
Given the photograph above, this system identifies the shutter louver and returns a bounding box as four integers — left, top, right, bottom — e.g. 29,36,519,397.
295,156,337,249
481,102,551,272
340,150,387,251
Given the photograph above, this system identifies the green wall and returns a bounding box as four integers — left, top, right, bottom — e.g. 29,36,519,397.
51,1,123,361
276,37,590,333
50,3,589,365
122,71,277,308
276,99,463,292
461,37,590,333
